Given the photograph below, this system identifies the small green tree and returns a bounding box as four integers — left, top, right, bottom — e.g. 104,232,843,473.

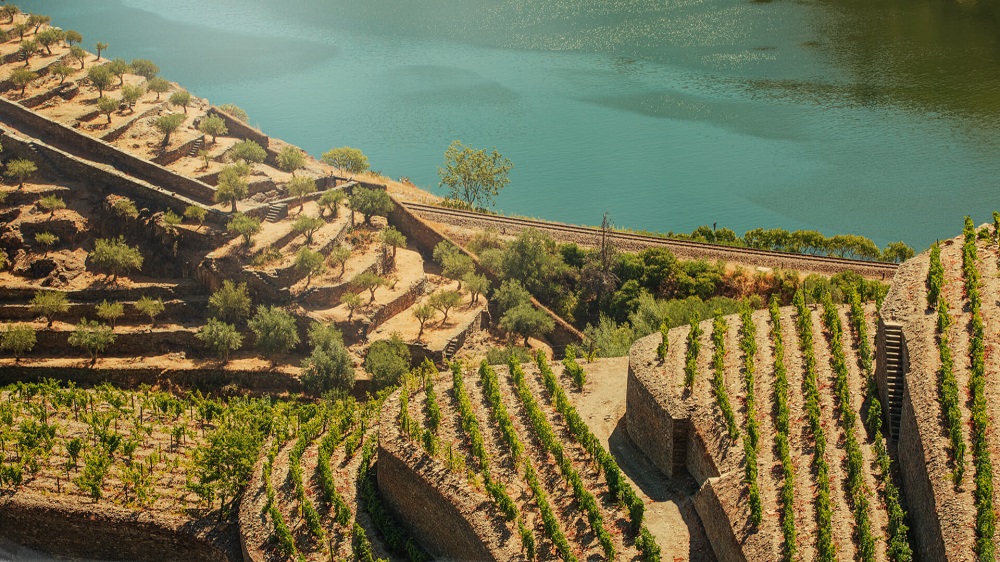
341,292,363,321
293,214,324,245
51,63,74,84
12,23,31,41
227,213,260,246
318,189,346,219
301,322,354,394
381,227,406,261
94,42,109,61
69,45,87,69
656,322,669,362
295,247,325,287
882,241,915,263
209,280,252,324
321,147,369,175
107,58,130,86
111,197,139,218
87,65,113,97
184,205,207,229
352,271,386,303
37,195,66,218
28,14,51,33
196,318,242,363
18,39,39,66
64,30,83,46
413,304,436,341
35,29,64,55
0,5,20,24
464,273,489,304
500,304,554,346
328,245,351,278
34,231,57,255
276,145,305,175
494,279,532,314
96,95,117,123
348,187,394,225
162,210,182,230
441,252,473,290
248,306,300,363
198,115,227,143
438,140,513,209
31,290,69,328
135,296,165,327
129,59,159,80
154,113,186,145
90,236,143,283
6,158,38,189
286,176,316,211
216,163,250,213
147,77,170,100
429,290,462,323
8,67,38,96
218,104,249,122
120,83,144,112
365,334,411,389
95,300,124,329
228,140,266,166
68,318,116,364
1,323,35,361
169,90,192,113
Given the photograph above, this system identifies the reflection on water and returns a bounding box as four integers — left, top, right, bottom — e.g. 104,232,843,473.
15,0,1000,248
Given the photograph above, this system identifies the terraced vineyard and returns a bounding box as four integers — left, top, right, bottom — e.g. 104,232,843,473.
627,290,913,561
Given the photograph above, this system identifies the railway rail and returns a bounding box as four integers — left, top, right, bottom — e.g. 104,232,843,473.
400,201,900,280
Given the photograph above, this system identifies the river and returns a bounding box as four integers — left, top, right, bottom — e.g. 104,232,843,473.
16,0,1000,249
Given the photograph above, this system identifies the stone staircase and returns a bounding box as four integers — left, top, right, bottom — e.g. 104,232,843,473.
443,337,459,361
882,322,905,440
264,204,286,223
186,137,204,158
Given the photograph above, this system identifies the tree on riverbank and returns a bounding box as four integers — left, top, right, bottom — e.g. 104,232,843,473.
216,163,250,213
154,113,185,145
9,68,37,97
322,147,369,175
439,140,512,209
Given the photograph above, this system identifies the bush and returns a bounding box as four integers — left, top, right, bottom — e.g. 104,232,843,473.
365,334,411,390
208,280,251,324
248,306,300,362
90,236,143,282
301,323,354,394
196,318,242,363
0,323,35,360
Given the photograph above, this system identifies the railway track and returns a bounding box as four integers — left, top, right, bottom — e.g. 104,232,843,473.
401,201,900,279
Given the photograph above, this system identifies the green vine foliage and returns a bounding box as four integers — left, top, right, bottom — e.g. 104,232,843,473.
768,296,797,561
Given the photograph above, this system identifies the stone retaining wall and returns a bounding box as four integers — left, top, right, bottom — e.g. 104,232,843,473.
0,492,235,562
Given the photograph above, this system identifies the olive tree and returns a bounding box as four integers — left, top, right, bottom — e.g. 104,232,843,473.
364,334,410,390
352,271,386,303
215,163,250,213
96,96,117,123
94,42,108,61
169,90,192,113
36,29,63,55
7,158,37,189
218,104,248,122
196,318,242,363
0,323,35,361
95,300,124,329
295,247,324,287
328,245,351,278
130,59,159,80
198,115,227,143
51,63,74,84
248,306,300,364
69,45,87,69
64,30,83,46
286,176,316,211
301,322,354,394
68,319,116,364
228,140,266,167
9,67,38,96
107,58,130,86
321,147,368,174
438,140,512,209
120,84,144,112
154,113,186,145
348,187,394,225
90,236,143,283
31,291,69,328
87,65,113,97
319,189,346,218
293,215,324,245
500,304,554,346
381,227,406,261
18,39,39,66
226,213,260,246
341,292,363,321
276,145,305,175
135,296,165,327
147,77,170,100
37,195,66,218
1,5,20,24
429,290,462,323
412,304,436,341
34,232,57,255
464,273,489,304
28,14,51,33
209,281,252,324
184,205,207,230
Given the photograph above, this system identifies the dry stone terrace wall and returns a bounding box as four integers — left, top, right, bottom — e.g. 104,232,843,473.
0,492,235,562
0,96,218,205
376,389,514,561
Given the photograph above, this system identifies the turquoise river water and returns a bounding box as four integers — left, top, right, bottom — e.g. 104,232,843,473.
17,0,1000,249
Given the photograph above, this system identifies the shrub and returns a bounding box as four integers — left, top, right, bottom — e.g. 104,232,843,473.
365,334,410,389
